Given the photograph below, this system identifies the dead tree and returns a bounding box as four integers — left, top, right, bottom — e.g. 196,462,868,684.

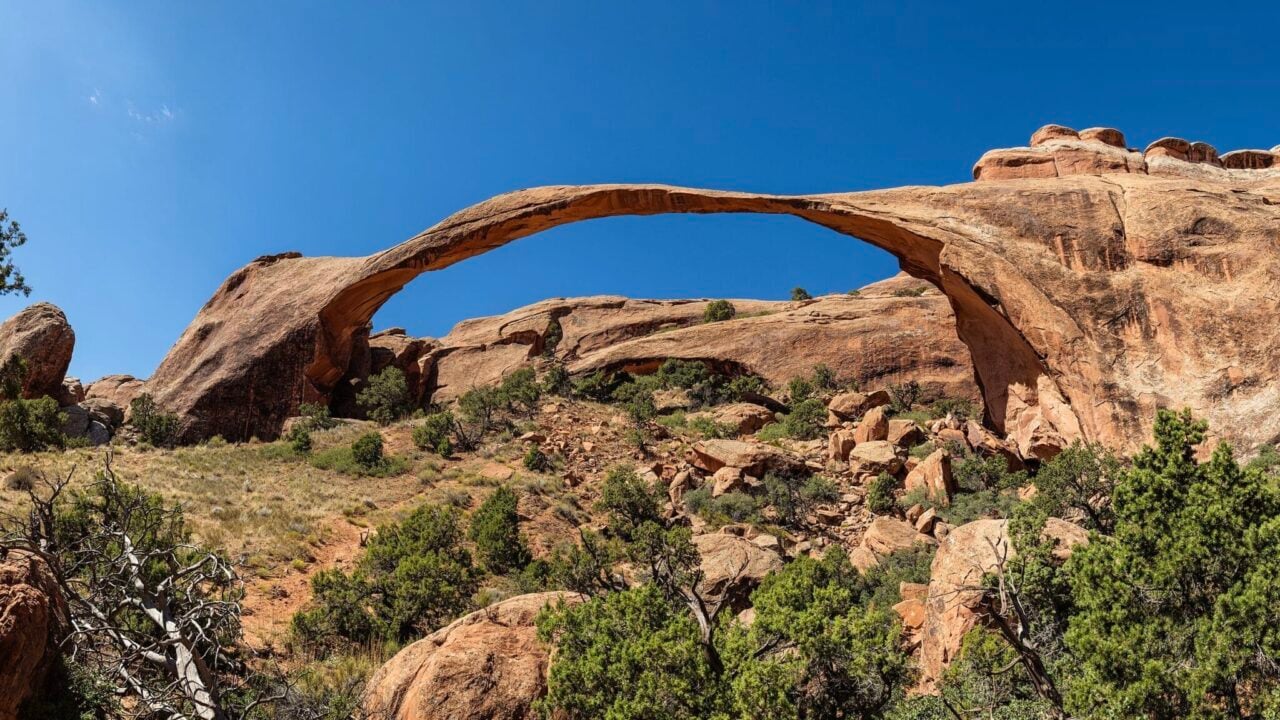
1,453,278,720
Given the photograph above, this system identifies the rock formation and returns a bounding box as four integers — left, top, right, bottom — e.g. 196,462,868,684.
362,591,578,720
0,302,74,400
146,126,1280,454
0,550,68,720
916,518,1087,693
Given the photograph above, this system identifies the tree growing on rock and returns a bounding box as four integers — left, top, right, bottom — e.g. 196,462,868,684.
703,299,736,323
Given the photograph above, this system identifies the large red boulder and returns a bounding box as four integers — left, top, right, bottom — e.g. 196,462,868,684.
0,303,74,400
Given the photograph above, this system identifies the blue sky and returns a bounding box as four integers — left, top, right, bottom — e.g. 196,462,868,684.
2,2,1278,381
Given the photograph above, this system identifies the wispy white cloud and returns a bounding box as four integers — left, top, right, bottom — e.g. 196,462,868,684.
87,88,101,105
126,100,178,124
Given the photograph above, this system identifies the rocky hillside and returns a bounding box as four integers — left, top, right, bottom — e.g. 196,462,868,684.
4,124,1280,720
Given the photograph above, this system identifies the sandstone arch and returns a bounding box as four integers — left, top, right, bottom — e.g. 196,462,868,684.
148,127,1280,454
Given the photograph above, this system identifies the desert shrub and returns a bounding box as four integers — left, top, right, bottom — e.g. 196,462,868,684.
787,376,815,403
571,371,615,401
541,361,572,396
887,380,922,414
357,367,412,425
764,472,837,525
5,465,38,491
862,545,935,610
291,503,478,654
781,397,826,440
891,286,927,297
468,485,531,574
413,410,456,457
790,286,812,301
931,397,976,421
755,422,789,442
499,366,541,414
129,393,179,448
811,363,839,391
310,435,407,477
703,299,736,323
721,549,912,718
866,472,899,515
597,464,662,540
523,446,551,472
709,491,760,523
536,584,725,720
612,379,657,450
0,396,65,453
725,374,767,400
954,453,1026,493
351,432,384,469
686,415,735,439
298,401,338,430
287,424,312,453
683,486,713,516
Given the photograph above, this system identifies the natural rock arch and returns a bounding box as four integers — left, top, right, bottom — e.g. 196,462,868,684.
147,127,1280,454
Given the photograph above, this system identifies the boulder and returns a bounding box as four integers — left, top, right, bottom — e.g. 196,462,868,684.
705,402,776,436
60,404,90,438
84,375,145,414
0,303,74,400
827,428,857,463
887,418,921,447
904,450,955,506
364,592,578,720
56,377,85,407
710,466,746,497
917,518,1088,693
687,439,806,477
693,532,784,612
859,516,936,558
81,397,125,429
853,405,889,443
848,441,904,476
828,389,891,422
0,550,68,720
653,388,692,413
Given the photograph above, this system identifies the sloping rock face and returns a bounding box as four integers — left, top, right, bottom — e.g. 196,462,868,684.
0,550,68,720
372,273,975,406
0,303,74,400
148,126,1280,452
363,591,577,720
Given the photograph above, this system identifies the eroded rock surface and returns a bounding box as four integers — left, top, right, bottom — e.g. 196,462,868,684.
146,126,1280,452
0,550,68,720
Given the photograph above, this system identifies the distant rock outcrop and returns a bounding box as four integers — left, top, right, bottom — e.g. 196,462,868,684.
363,592,578,720
0,303,74,400
359,273,977,409
144,126,1280,453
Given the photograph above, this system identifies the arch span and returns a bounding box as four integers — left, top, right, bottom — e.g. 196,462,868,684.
142,131,1280,455
150,183,1073,450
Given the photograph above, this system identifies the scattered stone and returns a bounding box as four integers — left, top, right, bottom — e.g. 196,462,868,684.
904,449,955,506
848,441,904,476
853,405,889,444
827,390,891,422
887,418,921,447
